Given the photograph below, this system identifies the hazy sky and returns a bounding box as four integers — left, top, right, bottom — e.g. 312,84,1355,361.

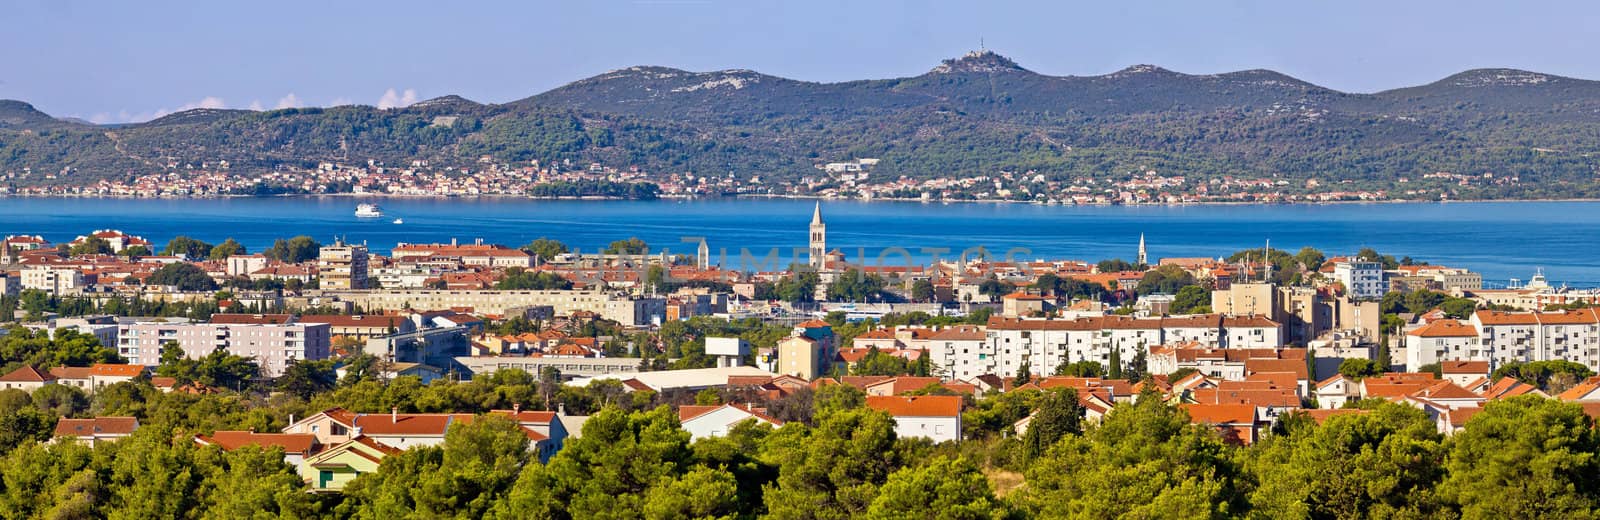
6,0,1599,123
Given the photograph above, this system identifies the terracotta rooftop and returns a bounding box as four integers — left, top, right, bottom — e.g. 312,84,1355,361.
90,364,147,377
197,431,319,454
54,416,139,437
865,395,962,417
0,366,55,383
1407,320,1480,338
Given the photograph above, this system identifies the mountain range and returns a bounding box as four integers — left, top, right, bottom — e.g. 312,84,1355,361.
3,50,1599,197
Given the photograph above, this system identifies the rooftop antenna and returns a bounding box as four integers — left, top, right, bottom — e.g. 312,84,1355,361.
1263,239,1271,282
980,37,985,51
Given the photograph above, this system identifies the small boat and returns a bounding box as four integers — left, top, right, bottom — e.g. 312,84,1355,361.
392,218,404,224
355,203,383,218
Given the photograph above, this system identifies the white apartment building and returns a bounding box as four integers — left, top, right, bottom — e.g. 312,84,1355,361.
21,267,84,294
1403,309,1600,372
1333,259,1386,300
116,322,331,376
226,255,269,277
979,314,1283,379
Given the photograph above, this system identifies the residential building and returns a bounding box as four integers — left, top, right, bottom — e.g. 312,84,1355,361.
117,321,331,376
312,289,665,325
1183,403,1260,445
924,326,989,381
678,403,783,440
195,431,322,466
0,365,56,392
70,230,150,253
866,395,963,443
1333,259,1386,300
777,320,836,380
318,240,369,290
1401,309,1600,373
226,254,269,277
300,437,400,492
1000,292,1050,317
978,314,1284,380
300,314,413,340
52,417,139,447
20,266,84,294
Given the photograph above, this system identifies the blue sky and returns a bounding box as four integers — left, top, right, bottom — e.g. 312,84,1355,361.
5,0,1598,123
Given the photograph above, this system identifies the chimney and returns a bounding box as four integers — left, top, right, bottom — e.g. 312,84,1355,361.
391,406,398,423
557,403,566,416
451,238,457,246
289,413,296,425
513,402,521,414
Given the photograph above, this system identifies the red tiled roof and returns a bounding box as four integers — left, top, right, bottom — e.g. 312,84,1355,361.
54,417,138,437
1474,310,1539,326
928,326,986,341
1244,358,1308,380
1557,376,1600,401
1407,320,1480,338
1182,403,1256,424
90,364,147,377
352,413,474,436
49,366,94,380
1414,381,1484,400
677,403,784,426
796,320,832,328
865,395,962,417
839,376,893,389
867,376,942,395
0,366,55,383
198,431,319,454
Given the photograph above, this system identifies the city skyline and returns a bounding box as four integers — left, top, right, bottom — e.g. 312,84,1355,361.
6,0,1600,122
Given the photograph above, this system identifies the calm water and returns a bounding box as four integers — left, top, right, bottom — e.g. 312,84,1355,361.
1,197,1596,287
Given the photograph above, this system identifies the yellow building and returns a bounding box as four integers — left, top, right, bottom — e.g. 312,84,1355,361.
299,436,398,492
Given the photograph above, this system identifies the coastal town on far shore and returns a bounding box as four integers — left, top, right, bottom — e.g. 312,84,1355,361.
5,201,1600,493
1,153,1516,202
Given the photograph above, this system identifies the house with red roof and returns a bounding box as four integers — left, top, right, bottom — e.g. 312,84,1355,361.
53,417,139,447
1183,403,1260,445
678,403,783,440
298,436,401,492
866,395,963,443
1404,319,1484,372
0,365,56,392
195,431,323,465
1557,376,1600,402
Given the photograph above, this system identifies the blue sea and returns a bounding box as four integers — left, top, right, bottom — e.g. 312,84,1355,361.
1,197,1596,288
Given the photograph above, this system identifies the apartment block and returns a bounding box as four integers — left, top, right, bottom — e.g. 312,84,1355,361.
116,322,331,376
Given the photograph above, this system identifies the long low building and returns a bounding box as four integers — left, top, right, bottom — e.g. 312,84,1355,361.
456,355,649,379
309,289,666,325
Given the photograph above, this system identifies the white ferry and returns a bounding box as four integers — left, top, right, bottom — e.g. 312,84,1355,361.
355,203,383,218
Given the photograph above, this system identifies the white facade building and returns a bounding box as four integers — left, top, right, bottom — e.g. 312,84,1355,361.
1334,259,1386,300
116,321,331,375
1403,309,1600,373
21,267,84,294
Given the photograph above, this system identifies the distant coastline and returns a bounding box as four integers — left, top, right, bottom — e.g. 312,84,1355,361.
5,192,1600,206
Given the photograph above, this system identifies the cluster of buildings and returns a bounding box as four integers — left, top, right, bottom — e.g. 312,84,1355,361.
1,158,665,198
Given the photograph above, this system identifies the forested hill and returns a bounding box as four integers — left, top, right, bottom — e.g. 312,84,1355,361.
5,51,1600,196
